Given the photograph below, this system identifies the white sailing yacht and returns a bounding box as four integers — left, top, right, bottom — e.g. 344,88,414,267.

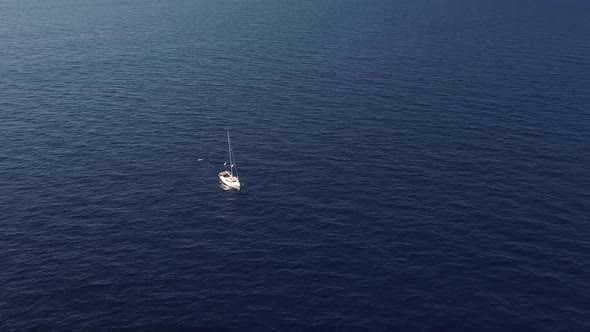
218,130,241,190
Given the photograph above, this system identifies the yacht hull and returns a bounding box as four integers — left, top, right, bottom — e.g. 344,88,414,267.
218,171,241,190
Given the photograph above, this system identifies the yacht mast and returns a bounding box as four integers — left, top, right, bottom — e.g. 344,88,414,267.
227,130,233,176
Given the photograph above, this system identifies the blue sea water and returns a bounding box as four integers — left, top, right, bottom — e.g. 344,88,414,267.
1,0,590,330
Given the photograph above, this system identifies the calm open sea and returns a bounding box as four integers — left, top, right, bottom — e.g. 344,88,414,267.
1,0,589,330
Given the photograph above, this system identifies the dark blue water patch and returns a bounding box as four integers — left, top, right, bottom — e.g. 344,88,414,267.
1,0,590,330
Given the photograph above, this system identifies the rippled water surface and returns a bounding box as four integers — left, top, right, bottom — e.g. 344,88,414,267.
1,0,589,330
